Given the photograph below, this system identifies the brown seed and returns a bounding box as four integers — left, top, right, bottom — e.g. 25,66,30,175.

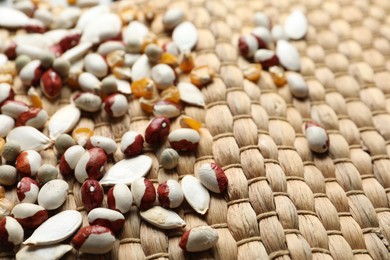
103,93,128,117
11,203,48,229
0,216,24,250
168,128,200,151
15,150,42,178
40,69,62,99
157,180,183,208
88,208,125,233
74,148,108,183
198,163,228,193
107,183,133,214
131,177,156,210
120,131,144,157
16,107,48,129
144,117,170,145
81,179,104,212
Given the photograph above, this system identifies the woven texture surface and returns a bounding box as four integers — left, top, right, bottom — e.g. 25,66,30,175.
2,0,390,259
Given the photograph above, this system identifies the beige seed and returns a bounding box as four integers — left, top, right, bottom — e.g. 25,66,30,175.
2,142,21,162
159,148,179,170
37,164,58,185
54,134,76,155
0,165,17,186
0,198,14,219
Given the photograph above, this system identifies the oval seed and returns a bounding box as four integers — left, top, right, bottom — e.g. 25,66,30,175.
81,179,104,212
15,150,42,178
151,63,176,90
87,136,117,155
144,117,170,145
287,73,308,98
84,53,108,78
0,83,15,106
131,177,156,210
74,148,107,183
107,184,133,214
16,177,39,203
140,206,185,229
39,51,55,69
305,121,329,153
72,225,115,254
120,131,144,157
54,134,76,155
11,203,48,229
0,216,24,249
153,100,181,119
37,164,58,185
179,226,219,252
157,180,183,208
276,40,301,71
101,76,118,95
198,163,228,193
2,142,21,162
1,100,29,119
163,8,185,30
238,34,258,58
16,107,48,129
52,57,70,77
284,10,308,40
59,145,85,177
38,179,69,210
159,148,179,170
73,92,102,112
15,54,31,72
181,175,209,215
0,115,14,138
88,207,125,233
168,128,200,151
103,93,128,117
0,165,17,186
145,43,162,63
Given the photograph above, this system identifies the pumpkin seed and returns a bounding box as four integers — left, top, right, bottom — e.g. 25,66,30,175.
181,175,210,215
177,82,205,107
140,206,186,229
6,126,51,151
173,22,198,52
16,244,73,260
48,104,81,140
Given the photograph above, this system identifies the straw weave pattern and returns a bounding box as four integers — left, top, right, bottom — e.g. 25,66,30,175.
2,0,390,259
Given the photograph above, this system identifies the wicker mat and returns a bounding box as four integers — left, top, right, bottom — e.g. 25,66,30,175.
2,0,390,259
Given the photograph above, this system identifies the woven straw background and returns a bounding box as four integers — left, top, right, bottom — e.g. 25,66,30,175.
2,0,390,258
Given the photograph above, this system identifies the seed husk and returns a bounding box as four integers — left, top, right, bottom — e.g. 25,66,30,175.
16,244,73,260
140,206,186,229
181,175,210,215
24,210,82,246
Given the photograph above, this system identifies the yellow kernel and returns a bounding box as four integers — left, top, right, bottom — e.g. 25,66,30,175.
72,127,94,146
0,186,5,199
160,86,180,103
0,74,13,84
0,137,5,155
180,116,202,131
67,0,76,5
179,52,195,73
190,65,214,88
131,78,155,99
160,52,178,68
106,50,125,69
243,64,262,82
0,62,17,76
269,66,286,87
113,67,132,81
141,35,158,53
28,87,43,108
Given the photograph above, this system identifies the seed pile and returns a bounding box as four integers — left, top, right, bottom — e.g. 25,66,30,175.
239,10,330,153
0,1,228,256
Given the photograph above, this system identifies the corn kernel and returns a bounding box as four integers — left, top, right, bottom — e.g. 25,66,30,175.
190,65,214,88
269,66,286,87
0,74,13,84
180,116,202,131
28,87,43,108
141,35,158,53
160,52,178,68
243,64,262,82
140,95,159,114
179,52,195,73
0,186,5,199
106,50,125,69
160,86,180,103
0,62,17,76
131,78,155,99
72,127,94,146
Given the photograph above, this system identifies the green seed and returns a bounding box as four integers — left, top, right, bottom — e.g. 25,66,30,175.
160,148,179,170
145,44,162,63
15,55,31,72
37,164,58,185
53,58,71,77
2,142,21,162
55,134,76,155
0,165,17,186
40,52,55,69
101,76,118,95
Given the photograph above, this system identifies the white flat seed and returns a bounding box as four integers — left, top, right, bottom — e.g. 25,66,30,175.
15,1,35,17
24,210,82,246
0,114,15,138
53,7,81,29
100,155,152,186
76,5,109,30
0,54,7,67
0,83,13,105
89,136,117,155
48,104,81,140
305,122,329,153
14,34,51,49
76,0,100,8
284,10,308,40
163,8,185,30
81,13,121,44
7,126,51,151
180,226,219,252
74,92,102,112
124,53,141,67
16,244,73,260
140,206,186,229
0,7,29,28
181,175,210,215
272,25,288,41
151,64,176,90
116,79,132,95
153,101,181,119
132,54,151,81
123,21,149,47
287,73,308,98
173,22,198,52
97,41,125,56
33,8,53,28
107,184,133,214
276,40,301,71
61,42,92,63
178,82,205,107
38,179,69,210
84,53,108,78
78,72,101,92
16,44,44,60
